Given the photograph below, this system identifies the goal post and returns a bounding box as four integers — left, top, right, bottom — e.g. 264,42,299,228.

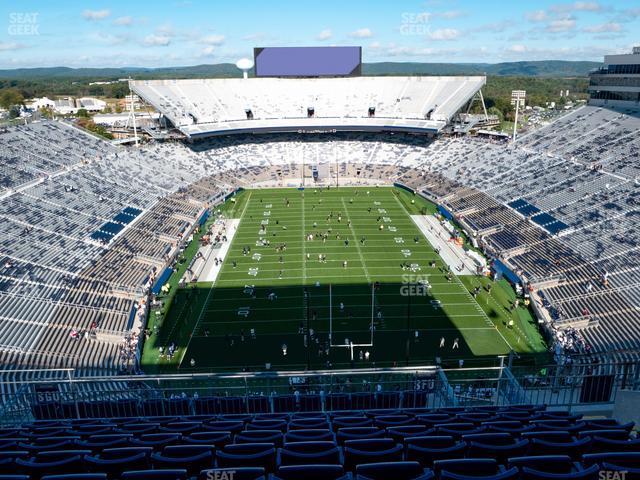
328,282,375,352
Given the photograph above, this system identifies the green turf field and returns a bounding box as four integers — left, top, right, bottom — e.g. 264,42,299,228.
142,186,547,373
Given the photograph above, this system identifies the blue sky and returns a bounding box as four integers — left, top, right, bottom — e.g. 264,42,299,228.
0,0,638,68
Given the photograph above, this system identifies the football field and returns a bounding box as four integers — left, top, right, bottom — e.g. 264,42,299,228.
144,187,547,372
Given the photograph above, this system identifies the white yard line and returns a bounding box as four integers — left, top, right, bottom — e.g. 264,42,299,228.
341,197,371,282
301,193,307,284
180,191,252,365
392,193,514,353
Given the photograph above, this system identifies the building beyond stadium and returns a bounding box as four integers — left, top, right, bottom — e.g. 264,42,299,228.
589,46,640,109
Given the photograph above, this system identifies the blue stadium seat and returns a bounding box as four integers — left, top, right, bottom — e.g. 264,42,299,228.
278,441,342,466
158,422,202,434
387,425,434,442
236,430,284,446
521,464,599,480
333,417,374,431
508,455,575,474
216,443,276,472
255,414,290,421
184,431,232,448
577,429,630,440
356,461,433,480
601,463,640,480
120,470,188,480
435,423,485,437
116,423,159,435
78,433,133,451
587,435,640,453
337,427,385,445
440,467,519,480
416,415,455,428
466,438,529,463
199,467,267,480
284,429,335,443
289,418,330,430
405,436,467,466
42,475,107,480
582,451,640,467
528,436,590,458
16,450,90,478
151,445,214,475
203,421,244,435
19,436,80,452
344,438,403,471
482,421,533,435
374,415,414,428
433,458,499,477
248,420,288,432
277,464,350,480
584,419,634,431
84,447,152,477
130,433,181,449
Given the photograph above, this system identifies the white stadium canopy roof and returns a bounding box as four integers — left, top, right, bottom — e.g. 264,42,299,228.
130,76,486,138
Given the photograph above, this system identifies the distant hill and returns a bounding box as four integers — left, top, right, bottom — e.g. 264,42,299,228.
363,61,601,77
0,60,601,80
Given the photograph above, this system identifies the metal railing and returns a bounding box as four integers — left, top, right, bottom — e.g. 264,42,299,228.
0,361,638,425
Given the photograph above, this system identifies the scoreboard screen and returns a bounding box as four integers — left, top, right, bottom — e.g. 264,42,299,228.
254,46,362,77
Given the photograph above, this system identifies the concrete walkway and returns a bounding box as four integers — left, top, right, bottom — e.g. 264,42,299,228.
186,218,240,283
411,215,480,276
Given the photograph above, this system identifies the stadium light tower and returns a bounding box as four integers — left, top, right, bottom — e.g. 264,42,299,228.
236,58,254,79
511,90,526,142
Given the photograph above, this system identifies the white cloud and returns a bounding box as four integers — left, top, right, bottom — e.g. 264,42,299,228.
82,9,111,21
349,28,373,39
88,31,130,45
572,1,603,11
427,28,461,41
550,1,602,13
113,16,133,26
0,42,27,51
583,22,622,33
316,29,332,41
526,10,548,22
201,34,225,45
143,34,171,46
508,44,528,53
201,46,216,56
546,18,576,33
